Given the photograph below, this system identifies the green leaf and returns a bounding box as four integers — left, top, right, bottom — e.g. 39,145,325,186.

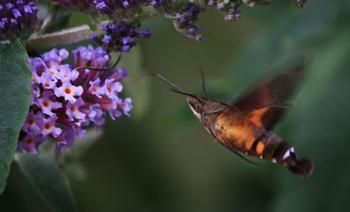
17,154,79,212
0,40,31,193
119,45,151,119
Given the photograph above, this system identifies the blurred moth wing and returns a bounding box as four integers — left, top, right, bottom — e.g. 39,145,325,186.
232,62,305,130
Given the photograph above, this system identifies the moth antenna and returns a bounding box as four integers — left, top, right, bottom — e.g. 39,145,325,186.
199,65,207,97
72,52,122,72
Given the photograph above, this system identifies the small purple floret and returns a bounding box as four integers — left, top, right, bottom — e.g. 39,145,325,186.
92,20,151,52
173,2,204,41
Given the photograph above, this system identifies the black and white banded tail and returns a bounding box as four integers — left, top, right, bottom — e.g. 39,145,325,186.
258,133,313,177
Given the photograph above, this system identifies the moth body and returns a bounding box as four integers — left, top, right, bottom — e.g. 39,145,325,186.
158,61,313,177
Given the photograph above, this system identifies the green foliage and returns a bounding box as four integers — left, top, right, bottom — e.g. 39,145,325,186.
17,155,79,212
60,130,103,181
270,32,350,212
0,40,31,194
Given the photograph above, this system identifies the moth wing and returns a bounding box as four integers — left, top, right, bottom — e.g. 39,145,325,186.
232,61,305,130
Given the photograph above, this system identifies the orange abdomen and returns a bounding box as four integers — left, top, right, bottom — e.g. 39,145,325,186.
212,112,265,157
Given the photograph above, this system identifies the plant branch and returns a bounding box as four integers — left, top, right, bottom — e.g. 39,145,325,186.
26,24,93,49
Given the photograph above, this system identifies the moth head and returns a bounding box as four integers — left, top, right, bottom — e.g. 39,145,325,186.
170,89,204,119
186,96,204,119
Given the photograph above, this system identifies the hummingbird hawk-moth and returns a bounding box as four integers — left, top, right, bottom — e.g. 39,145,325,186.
156,61,313,177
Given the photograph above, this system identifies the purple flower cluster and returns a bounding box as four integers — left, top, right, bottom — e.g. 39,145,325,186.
207,0,306,21
92,21,151,52
149,0,164,8
207,0,241,21
93,0,140,14
18,46,132,155
173,2,204,41
294,0,306,8
0,0,39,40
55,0,165,13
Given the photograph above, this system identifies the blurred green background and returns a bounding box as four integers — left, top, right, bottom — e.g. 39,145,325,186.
2,0,350,211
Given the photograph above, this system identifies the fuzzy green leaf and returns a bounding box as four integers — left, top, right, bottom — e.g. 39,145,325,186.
0,40,31,193
17,154,79,212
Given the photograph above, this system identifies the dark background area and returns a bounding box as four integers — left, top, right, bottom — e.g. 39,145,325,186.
1,0,350,211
